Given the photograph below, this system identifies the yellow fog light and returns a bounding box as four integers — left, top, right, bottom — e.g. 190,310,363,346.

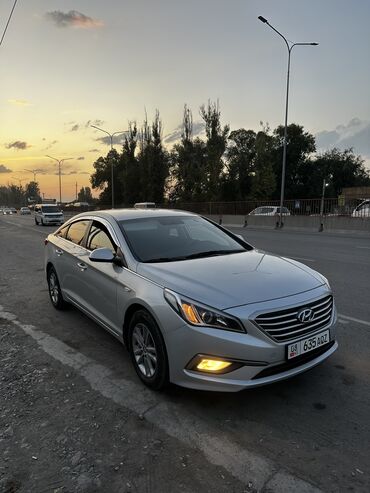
196,359,232,372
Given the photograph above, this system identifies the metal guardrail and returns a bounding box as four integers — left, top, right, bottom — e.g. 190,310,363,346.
60,198,370,218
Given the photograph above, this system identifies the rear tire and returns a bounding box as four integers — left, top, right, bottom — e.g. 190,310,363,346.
35,218,38,225
128,310,168,390
47,267,67,310
41,219,44,226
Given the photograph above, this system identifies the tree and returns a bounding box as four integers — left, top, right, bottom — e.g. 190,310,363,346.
200,100,229,200
169,105,207,202
137,111,169,203
77,186,93,203
25,181,41,203
300,148,370,198
223,129,256,200
271,124,316,198
250,128,276,199
90,148,120,205
118,122,139,204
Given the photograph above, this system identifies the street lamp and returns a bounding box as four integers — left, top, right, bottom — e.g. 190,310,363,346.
46,155,73,205
91,125,127,209
319,178,329,232
24,168,38,182
12,176,25,186
258,15,318,228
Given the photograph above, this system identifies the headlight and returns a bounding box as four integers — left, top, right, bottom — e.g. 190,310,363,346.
164,288,245,333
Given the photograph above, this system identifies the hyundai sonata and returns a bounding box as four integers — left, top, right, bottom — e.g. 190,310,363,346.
44,209,337,391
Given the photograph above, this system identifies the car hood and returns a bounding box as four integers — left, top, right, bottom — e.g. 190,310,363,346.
136,249,325,309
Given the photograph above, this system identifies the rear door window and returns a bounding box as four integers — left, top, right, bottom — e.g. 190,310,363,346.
65,220,90,246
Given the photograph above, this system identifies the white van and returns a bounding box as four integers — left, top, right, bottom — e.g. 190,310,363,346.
34,204,64,226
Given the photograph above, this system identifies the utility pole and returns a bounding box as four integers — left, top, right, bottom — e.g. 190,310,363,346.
75,182,78,201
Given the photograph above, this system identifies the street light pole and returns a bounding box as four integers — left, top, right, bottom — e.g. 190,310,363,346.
258,16,318,228
46,155,73,205
24,169,37,182
91,125,127,209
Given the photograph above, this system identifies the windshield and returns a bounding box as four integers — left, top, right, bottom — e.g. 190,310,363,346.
119,215,252,262
41,206,61,213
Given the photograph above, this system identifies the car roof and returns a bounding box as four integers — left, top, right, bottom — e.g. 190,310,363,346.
74,208,197,222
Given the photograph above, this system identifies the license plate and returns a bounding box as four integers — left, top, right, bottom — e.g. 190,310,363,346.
287,330,330,360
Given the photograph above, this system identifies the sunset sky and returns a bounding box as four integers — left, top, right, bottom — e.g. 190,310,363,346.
1,0,369,201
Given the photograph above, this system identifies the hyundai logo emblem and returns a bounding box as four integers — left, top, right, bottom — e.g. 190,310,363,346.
297,308,315,323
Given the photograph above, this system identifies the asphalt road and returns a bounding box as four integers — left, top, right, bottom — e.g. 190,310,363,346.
1,214,369,493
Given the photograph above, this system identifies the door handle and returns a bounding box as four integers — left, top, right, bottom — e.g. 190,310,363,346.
55,249,63,256
77,262,87,271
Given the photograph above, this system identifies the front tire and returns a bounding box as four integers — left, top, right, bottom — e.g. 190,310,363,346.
47,267,67,310
128,310,168,390
35,218,38,225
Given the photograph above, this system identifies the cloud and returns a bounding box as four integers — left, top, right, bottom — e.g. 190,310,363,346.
77,156,85,160
0,164,12,173
86,119,105,128
95,134,126,146
164,122,204,144
5,141,31,150
8,99,32,106
71,124,79,132
44,139,58,151
88,148,100,153
45,10,104,29
316,118,370,159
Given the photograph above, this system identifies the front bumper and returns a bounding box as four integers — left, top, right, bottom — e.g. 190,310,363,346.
163,285,337,392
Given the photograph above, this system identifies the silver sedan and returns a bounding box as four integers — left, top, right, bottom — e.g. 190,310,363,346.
44,209,337,391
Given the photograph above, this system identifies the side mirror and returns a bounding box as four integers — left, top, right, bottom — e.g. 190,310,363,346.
89,247,115,263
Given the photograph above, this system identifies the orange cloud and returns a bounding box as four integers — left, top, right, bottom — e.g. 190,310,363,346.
45,10,104,29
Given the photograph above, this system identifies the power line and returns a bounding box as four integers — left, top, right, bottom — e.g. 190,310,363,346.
0,0,19,48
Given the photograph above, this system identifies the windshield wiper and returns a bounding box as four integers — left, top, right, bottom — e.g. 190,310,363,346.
182,249,246,260
144,256,187,263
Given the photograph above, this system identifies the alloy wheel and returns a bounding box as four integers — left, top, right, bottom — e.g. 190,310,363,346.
132,323,158,378
49,271,59,305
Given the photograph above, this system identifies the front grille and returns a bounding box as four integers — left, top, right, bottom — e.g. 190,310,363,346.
254,295,333,343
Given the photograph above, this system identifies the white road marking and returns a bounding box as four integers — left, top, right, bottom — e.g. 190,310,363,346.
337,319,349,325
338,314,370,327
0,305,322,493
356,246,370,249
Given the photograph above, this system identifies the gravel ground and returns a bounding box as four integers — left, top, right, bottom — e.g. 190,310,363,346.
0,320,246,493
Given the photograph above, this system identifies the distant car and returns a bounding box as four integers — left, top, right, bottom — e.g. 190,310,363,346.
134,202,156,209
352,200,370,218
2,209,12,215
20,207,31,215
34,204,64,226
9,207,17,214
249,206,291,216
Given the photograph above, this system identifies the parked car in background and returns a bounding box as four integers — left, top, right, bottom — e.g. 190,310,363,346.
35,204,64,226
9,207,17,214
2,208,12,215
249,206,291,216
134,202,156,209
20,207,31,215
45,208,337,392
352,199,370,217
